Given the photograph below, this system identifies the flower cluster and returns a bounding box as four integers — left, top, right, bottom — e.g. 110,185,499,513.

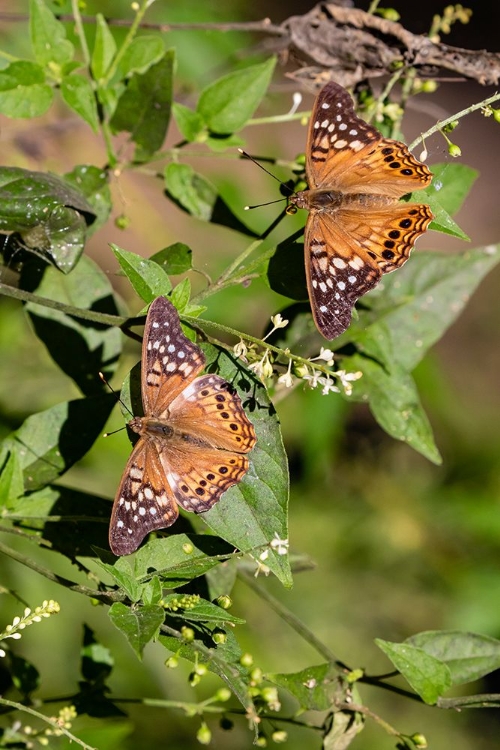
0,600,60,657
233,317,363,398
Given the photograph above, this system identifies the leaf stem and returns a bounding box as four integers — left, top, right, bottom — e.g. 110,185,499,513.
101,0,151,86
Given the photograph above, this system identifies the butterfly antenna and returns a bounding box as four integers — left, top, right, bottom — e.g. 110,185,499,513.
99,372,134,433
238,148,285,184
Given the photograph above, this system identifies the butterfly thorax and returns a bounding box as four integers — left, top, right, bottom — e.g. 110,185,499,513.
129,415,215,448
291,189,396,212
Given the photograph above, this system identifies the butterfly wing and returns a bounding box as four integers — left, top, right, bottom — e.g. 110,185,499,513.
168,374,256,453
157,441,250,515
305,202,433,339
141,296,205,416
109,436,179,556
306,81,432,198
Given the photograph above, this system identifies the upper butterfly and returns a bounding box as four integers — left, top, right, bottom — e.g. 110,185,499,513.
289,81,433,340
109,297,256,556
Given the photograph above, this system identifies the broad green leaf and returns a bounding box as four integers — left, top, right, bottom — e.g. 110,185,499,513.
116,35,165,80
346,355,441,464
407,630,500,687
164,163,217,221
61,74,99,132
0,450,24,508
111,244,172,301
376,638,452,704
351,246,500,372
131,535,235,589
24,255,122,394
91,14,117,81
0,394,116,492
0,166,96,272
428,162,478,216
159,628,254,712
64,165,112,233
172,101,205,142
150,242,193,274
110,49,174,160
202,344,291,586
0,61,53,118
323,702,365,750
205,133,245,153
197,58,276,134
425,195,469,240
142,576,162,606
268,663,342,711
108,602,164,658
29,0,74,69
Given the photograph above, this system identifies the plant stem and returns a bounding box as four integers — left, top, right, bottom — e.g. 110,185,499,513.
0,697,97,749
408,91,500,152
71,0,90,66
102,0,151,86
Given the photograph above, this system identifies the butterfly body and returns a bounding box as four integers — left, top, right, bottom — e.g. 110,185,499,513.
109,297,256,556
293,81,433,340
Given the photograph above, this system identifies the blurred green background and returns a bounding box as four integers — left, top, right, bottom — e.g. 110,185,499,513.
1,1,500,748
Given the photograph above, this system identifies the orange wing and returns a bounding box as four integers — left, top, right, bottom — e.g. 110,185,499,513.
306,81,432,198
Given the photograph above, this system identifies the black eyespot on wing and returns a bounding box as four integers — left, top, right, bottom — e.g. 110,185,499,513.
399,219,412,229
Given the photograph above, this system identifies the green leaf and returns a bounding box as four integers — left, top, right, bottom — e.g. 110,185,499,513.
0,61,53,118
201,344,291,586
108,602,164,658
61,74,99,132
162,595,245,626
351,247,500,372
376,638,452,704
163,164,257,235
197,58,276,134
111,244,172,301
81,625,114,683
131,535,234,589
9,653,40,696
172,101,205,142
63,165,112,233
425,195,469,240
347,355,441,464
0,450,24,508
91,14,117,81
169,278,191,312
96,558,142,602
428,162,478,216
29,0,74,69
164,163,217,221
0,166,96,272
159,628,254,712
116,35,165,80
142,576,163,606
24,255,122,394
150,242,193,274
0,394,116,492
268,663,342,711
407,630,500,687
110,49,174,160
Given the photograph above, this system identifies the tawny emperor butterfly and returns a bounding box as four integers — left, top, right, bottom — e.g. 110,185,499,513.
289,81,433,339
109,297,256,556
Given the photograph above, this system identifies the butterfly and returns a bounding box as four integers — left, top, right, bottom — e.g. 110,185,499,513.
289,81,433,340
109,296,257,556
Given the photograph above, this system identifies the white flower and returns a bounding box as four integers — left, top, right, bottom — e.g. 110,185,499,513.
0,648,5,658
311,347,335,366
270,533,289,556
318,376,340,396
233,339,248,359
336,369,363,396
277,360,294,388
270,313,288,330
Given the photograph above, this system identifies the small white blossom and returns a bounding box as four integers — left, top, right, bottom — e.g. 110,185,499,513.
270,533,289,556
302,371,321,389
336,369,363,396
311,347,335,366
249,351,273,380
233,339,248,359
277,359,294,388
0,648,5,658
318,376,340,396
259,549,269,561
270,313,288,330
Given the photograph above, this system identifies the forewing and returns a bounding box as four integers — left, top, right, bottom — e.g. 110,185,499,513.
304,202,432,339
306,81,432,198
158,442,250,514
168,374,257,453
141,297,205,416
109,436,179,556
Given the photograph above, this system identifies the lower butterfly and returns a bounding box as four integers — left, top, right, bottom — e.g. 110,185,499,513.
109,296,257,556
290,81,433,339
